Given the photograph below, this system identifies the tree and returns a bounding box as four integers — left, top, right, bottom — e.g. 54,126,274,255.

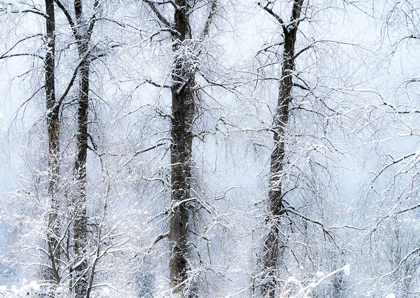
0,0,150,295
140,0,217,294
53,0,101,295
252,0,371,296
44,0,62,292
0,0,64,292
257,1,306,296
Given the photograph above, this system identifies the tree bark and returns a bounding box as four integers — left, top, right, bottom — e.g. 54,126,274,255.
261,0,304,297
52,0,99,295
169,1,195,294
72,0,94,295
44,0,61,290
73,57,89,298
141,0,216,294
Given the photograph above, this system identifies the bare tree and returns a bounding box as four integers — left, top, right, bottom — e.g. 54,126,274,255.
44,0,62,292
0,0,64,292
140,0,217,294
53,0,101,295
258,0,306,296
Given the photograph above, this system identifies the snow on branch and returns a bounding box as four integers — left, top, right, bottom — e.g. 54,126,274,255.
0,0,21,14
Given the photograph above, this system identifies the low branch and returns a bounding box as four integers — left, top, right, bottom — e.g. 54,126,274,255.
0,34,43,58
22,8,48,18
144,78,171,89
0,53,43,60
144,233,169,256
285,207,335,242
133,142,167,158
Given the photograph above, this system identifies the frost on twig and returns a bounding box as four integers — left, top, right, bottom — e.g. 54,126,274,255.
280,264,351,298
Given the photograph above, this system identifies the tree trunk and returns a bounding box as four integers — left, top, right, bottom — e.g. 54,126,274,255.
72,0,91,295
44,0,61,290
261,1,304,297
73,58,89,298
169,0,195,294
140,0,216,294
51,0,99,295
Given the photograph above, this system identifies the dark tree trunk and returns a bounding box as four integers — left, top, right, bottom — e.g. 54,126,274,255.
71,0,95,295
169,0,195,294
73,58,90,298
141,0,216,294
44,0,61,290
51,0,100,295
261,0,304,297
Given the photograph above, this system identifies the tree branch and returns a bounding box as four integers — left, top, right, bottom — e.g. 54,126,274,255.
0,34,43,58
0,53,43,60
143,0,171,28
258,2,285,26
379,246,420,282
86,0,101,43
54,0,77,37
202,0,217,38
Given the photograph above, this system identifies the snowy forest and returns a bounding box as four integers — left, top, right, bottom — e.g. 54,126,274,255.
0,0,419,297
